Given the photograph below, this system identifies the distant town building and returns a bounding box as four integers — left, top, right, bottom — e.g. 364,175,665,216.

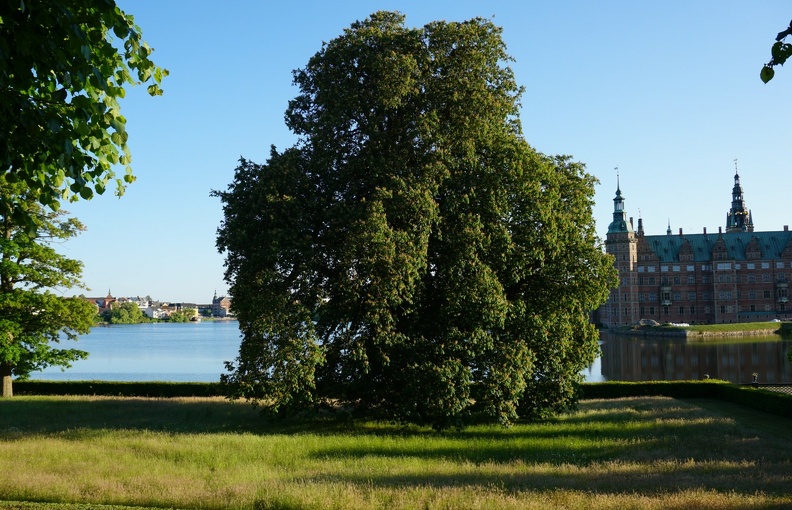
212,291,233,317
597,169,792,327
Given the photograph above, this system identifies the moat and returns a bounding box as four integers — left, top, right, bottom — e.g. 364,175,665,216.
28,322,792,385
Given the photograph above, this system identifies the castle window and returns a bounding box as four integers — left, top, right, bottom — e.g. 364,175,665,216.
649,292,657,301
640,306,645,315
678,306,684,314
764,290,772,299
647,266,656,273
690,306,695,314
748,274,756,283
702,275,711,284
672,265,680,272
717,263,731,270
762,262,770,269
663,306,669,314
750,304,756,312
673,276,680,284
780,303,786,311
673,292,681,301
747,263,756,270
648,277,655,285
687,275,695,284
777,262,785,269
720,305,726,314
687,265,694,272
688,292,696,300
778,273,787,282
749,290,757,299
763,273,771,283
649,306,655,315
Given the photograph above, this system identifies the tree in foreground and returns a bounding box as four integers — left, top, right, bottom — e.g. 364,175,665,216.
0,0,167,227
215,12,616,428
0,177,96,397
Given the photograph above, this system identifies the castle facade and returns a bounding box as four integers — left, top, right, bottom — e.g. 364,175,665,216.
598,171,792,327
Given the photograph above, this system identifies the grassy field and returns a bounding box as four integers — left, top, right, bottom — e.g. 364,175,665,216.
1,396,791,509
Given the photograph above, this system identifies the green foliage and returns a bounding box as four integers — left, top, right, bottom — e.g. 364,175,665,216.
0,176,95,395
761,19,792,83
14,381,225,398
168,308,196,323
215,12,616,429
102,301,146,324
0,0,167,227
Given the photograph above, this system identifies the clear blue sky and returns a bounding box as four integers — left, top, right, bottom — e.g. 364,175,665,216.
61,1,791,303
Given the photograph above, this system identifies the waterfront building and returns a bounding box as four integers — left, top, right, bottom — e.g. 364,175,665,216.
212,291,233,317
598,171,792,327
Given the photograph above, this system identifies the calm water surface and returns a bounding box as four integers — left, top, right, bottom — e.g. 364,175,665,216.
29,322,792,384
31,321,241,382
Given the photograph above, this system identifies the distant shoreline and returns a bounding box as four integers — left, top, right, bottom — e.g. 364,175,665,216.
610,321,785,339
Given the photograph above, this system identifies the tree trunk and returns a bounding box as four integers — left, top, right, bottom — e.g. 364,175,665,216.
1,362,12,398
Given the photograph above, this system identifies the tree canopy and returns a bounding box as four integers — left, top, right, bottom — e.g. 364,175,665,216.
0,177,96,397
215,12,616,428
0,0,167,226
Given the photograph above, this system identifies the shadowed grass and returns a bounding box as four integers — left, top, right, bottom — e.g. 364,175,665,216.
1,396,791,509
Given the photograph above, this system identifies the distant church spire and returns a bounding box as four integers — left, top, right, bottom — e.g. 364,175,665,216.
725,159,754,232
666,219,672,236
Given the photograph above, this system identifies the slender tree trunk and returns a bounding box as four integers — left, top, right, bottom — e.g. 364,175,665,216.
1,361,12,398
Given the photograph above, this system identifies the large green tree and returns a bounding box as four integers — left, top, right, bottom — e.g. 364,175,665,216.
0,177,96,397
0,0,167,226
215,12,616,428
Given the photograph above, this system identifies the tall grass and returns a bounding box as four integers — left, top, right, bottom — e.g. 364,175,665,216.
1,396,791,509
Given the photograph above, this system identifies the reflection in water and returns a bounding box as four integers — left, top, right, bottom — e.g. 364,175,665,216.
597,331,792,384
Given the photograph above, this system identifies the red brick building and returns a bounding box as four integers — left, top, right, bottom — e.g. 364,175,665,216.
598,171,792,327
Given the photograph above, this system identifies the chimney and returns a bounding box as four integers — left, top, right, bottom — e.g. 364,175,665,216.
703,227,707,235
719,226,722,234
785,225,789,232
679,228,683,237
629,217,634,229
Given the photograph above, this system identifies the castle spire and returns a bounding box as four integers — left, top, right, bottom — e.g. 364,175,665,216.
725,159,753,232
607,171,633,234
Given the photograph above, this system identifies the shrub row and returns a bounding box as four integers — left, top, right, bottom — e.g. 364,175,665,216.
15,380,792,420
582,380,792,419
14,381,226,398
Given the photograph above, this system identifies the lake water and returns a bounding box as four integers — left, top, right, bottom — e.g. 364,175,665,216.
29,322,792,384
31,321,242,382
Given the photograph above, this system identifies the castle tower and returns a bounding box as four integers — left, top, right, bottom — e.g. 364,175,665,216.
725,166,754,233
604,181,638,326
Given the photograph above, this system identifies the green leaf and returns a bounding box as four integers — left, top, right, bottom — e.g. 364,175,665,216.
761,66,775,84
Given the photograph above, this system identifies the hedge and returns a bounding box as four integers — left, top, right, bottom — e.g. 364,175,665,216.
13,381,225,398
13,380,792,420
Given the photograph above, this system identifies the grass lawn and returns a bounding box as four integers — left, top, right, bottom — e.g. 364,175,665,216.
1,395,791,509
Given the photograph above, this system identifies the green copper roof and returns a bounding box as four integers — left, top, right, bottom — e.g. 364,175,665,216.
643,230,792,263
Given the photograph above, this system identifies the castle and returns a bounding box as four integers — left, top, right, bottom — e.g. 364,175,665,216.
598,170,792,327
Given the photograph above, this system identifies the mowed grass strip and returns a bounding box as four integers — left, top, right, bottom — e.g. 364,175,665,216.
1,396,791,509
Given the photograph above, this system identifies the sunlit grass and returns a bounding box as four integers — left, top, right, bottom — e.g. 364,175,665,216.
1,396,791,509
